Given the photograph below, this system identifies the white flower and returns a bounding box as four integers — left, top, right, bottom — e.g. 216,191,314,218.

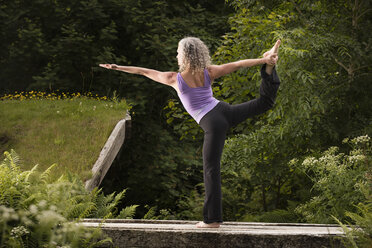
10,226,29,237
29,204,38,214
351,135,370,145
348,155,365,163
302,157,317,167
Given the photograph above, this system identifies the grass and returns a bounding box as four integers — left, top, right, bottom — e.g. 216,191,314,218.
0,91,130,181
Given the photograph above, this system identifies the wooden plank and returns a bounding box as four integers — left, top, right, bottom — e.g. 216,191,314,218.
85,112,131,191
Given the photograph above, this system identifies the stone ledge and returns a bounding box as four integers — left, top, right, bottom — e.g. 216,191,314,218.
82,219,345,248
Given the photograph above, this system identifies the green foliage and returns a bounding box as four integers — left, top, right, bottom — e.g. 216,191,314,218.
214,0,371,143
101,119,203,218
221,130,308,220
169,0,372,222
334,199,372,248
1,0,232,220
0,150,137,247
0,204,111,248
3,0,370,226
255,209,298,223
163,0,371,222
0,0,230,100
295,135,371,223
174,185,204,221
141,205,175,220
117,205,139,219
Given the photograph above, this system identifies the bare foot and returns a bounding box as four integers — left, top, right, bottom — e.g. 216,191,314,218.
264,39,281,58
264,40,281,74
195,221,221,228
271,39,281,54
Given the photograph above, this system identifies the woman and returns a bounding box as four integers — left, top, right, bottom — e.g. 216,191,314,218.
100,37,281,228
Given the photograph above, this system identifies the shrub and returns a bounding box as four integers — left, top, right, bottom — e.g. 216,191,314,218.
0,150,137,247
335,199,372,248
295,135,371,224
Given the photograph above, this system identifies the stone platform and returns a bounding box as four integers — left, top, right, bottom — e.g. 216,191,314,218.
82,219,345,248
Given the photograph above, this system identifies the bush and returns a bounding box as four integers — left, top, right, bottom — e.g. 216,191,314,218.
0,150,138,247
335,199,372,248
295,135,371,224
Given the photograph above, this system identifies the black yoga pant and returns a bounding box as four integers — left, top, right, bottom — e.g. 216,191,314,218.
198,64,280,223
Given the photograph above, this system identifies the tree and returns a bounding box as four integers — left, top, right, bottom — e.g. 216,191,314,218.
0,0,232,217
219,0,372,221
166,0,372,221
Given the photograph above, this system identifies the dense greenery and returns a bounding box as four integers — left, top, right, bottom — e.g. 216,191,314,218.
1,0,231,219
0,150,137,247
1,0,371,231
219,0,371,223
336,199,372,248
0,0,230,95
164,0,372,224
294,135,371,224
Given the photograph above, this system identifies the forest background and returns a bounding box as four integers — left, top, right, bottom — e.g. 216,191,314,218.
1,0,371,225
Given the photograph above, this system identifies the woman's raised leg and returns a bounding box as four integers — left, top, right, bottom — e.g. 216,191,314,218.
230,64,280,127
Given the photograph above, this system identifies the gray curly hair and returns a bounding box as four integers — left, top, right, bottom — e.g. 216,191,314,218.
178,37,211,74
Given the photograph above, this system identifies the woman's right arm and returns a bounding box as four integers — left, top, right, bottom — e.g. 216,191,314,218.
209,40,281,80
99,64,177,87
208,54,277,80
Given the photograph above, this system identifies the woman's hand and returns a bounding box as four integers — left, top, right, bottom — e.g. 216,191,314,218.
99,64,118,70
264,53,278,66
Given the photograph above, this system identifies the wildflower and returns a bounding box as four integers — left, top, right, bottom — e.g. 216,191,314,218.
351,135,370,145
348,155,366,163
302,157,318,167
10,226,29,238
29,205,38,214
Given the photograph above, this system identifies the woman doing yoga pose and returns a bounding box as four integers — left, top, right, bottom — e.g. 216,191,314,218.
100,37,281,228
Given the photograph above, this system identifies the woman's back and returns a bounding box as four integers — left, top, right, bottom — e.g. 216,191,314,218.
177,68,219,124
180,70,207,88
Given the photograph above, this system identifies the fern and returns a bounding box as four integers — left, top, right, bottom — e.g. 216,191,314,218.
39,163,57,184
117,205,139,219
143,205,157,219
0,150,138,247
66,202,97,219
2,150,21,170
22,164,38,182
333,200,372,248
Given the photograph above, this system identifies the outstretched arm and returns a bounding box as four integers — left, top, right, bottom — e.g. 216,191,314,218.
99,64,177,86
209,40,281,80
208,53,277,80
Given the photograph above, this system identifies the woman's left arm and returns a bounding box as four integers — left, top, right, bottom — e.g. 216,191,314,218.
99,64,177,86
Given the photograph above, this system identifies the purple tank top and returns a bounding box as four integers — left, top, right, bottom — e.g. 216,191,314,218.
177,69,219,123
